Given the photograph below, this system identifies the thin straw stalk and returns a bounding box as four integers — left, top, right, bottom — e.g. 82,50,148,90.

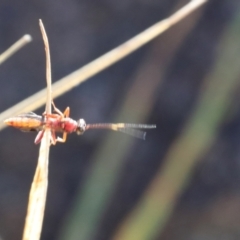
0,34,32,65
22,20,51,240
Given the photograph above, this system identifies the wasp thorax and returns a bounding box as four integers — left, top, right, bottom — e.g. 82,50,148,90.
76,118,86,135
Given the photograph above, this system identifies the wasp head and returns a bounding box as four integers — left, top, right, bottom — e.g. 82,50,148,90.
76,118,86,135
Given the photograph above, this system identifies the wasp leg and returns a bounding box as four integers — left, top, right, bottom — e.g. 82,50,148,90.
52,101,63,116
55,131,68,143
51,101,70,118
51,101,67,117
63,107,70,118
42,113,60,119
35,130,45,144
50,130,57,145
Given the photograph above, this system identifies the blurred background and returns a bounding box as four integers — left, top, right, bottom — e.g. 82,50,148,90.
1,0,240,239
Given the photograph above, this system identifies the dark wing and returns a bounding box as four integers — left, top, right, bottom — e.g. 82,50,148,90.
85,123,156,140
18,112,44,132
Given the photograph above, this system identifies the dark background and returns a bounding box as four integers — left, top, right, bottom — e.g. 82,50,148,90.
1,0,240,239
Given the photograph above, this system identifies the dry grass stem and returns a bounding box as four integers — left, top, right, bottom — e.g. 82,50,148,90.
39,19,52,113
21,137,50,240
22,20,51,240
0,0,207,129
0,34,32,65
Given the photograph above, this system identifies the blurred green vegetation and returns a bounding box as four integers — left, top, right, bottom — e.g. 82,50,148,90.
59,4,240,240
2,1,240,240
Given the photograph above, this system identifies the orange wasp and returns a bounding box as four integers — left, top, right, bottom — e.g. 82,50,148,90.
5,102,156,145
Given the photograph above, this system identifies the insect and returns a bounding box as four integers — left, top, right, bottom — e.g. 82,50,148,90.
4,102,156,145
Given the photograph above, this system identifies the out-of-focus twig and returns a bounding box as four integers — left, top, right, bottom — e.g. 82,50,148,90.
22,20,51,240
0,0,207,130
0,34,32,65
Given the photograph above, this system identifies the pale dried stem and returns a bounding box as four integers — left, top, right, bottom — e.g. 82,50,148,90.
0,0,207,129
0,34,32,65
21,138,50,240
22,20,51,240
39,19,52,114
